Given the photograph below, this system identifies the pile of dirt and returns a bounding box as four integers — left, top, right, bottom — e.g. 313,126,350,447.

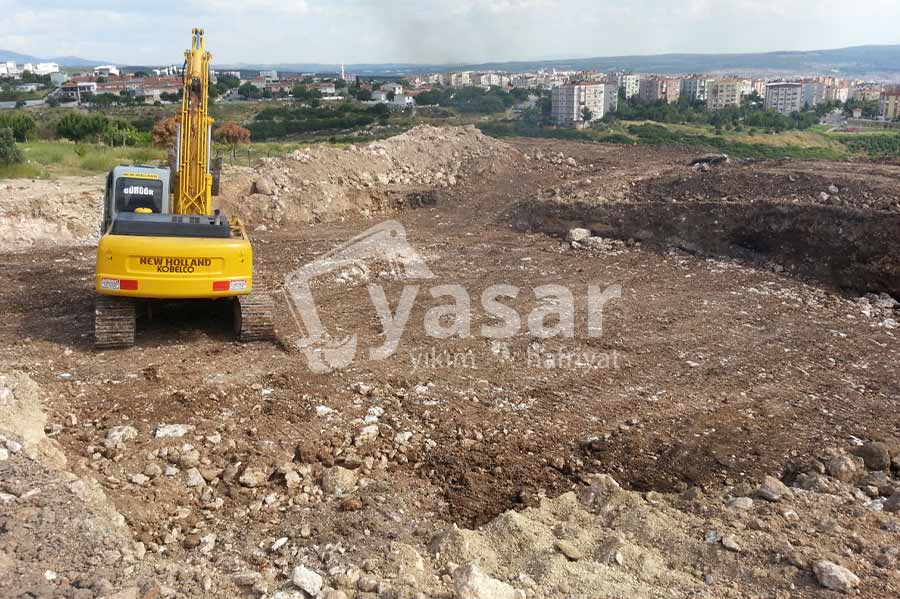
0,179,103,251
630,160,900,213
0,372,234,599
217,125,513,228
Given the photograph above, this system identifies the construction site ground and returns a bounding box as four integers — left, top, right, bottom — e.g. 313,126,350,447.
1,128,900,599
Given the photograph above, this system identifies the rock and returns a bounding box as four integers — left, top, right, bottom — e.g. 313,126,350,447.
253,176,276,196
883,493,900,513
817,191,830,202
239,467,269,488
757,475,792,501
154,424,193,439
721,534,742,552
565,157,577,167
854,442,892,471
129,474,149,486
185,468,205,488
292,564,323,597
454,564,524,599
825,455,863,483
105,425,138,448
688,153,729,166
285,469,302,489
322,466,358,497
358,575,379,592
553,540,583,561
355,424,379,446
827,184,840,194
728,497,754,510
565,228,591,243
0,447,8,461
813,560,859,593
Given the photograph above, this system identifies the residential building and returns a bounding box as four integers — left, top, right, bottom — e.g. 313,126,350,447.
825,85,850,103
680,77,715,103
140,76,183,102
851,85,882,102
259,70,278,82
621,74,640,99
707,79,750,111
801,81,826,108
93,65,120,77
638,77,680,104
15,83,39,92
381,83,403,95
60,81,98,99
663,78,681,103
750,79,767,98
551,82,609,128
881,89,900,121
638,78,665,103
50,72,69,85
372,90,389,102
601,82,618,114
26,62,59,75
2,61,18,77
765,82,803,115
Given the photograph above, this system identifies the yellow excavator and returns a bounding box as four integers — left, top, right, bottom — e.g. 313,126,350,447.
93,28,273,348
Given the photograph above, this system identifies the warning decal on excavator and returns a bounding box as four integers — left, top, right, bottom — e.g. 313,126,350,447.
133,256,218,274
121,172,160,180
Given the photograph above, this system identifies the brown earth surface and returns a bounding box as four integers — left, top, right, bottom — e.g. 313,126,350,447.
1,130,900,599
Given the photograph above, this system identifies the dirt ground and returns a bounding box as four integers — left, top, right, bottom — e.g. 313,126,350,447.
2,130,900,598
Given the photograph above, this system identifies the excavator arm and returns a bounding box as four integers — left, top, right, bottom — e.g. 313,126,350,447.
174,28,214,216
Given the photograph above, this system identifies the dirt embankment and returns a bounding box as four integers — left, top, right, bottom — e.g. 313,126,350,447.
0,178,103,251
217,125,513,228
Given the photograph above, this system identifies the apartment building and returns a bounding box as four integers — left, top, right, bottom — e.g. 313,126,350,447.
765,82,803,115
706,79,749,111
621,74,640,99
93,65,120,77
551,82,609,128
881,89,900,121
825,85,850,103
680,77,715,103
801,81,826,108
638,78,665,103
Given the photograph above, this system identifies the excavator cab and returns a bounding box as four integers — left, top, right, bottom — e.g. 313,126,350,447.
101,165,171,234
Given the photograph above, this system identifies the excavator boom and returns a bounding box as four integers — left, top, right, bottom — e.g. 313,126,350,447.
174,28,214,217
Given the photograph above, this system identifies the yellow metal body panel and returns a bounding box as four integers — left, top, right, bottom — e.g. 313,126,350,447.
95,230,253,300
175,28,214,217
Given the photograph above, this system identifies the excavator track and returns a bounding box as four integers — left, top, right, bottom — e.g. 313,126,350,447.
94,296,136,349
234,292,275,341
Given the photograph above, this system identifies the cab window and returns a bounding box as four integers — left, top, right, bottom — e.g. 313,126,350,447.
114,178,163,213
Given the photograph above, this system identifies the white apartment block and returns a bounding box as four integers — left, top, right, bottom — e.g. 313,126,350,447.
707,79,750,111
680,77,715,103
551,82,611,128
93,65,120,77
825,85,849,103
621,74,640,99
765,82,803,115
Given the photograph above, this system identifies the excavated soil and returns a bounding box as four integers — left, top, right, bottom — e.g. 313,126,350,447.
1,132,900,599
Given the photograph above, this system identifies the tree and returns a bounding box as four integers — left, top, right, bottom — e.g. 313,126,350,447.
581,107,593,122
151,116,179,148
56,113,109,143
0,111,36,142
214,122,251,158
0,128,23,165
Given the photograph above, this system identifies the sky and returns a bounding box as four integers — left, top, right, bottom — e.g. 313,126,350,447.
3,0,900,65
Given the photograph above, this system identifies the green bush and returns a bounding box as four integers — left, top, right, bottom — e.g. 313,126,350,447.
0,111,36,142
56,113,110,143
0,128,23,164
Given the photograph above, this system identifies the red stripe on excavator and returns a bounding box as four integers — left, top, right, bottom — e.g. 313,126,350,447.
212,281,230,291
120,280,138,290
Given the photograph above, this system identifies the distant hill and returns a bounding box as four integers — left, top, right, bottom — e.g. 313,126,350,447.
3,44,900,77
219,44,900,78
0,50,109,67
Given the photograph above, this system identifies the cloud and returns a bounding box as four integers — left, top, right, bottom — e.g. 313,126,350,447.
2,0,899,65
